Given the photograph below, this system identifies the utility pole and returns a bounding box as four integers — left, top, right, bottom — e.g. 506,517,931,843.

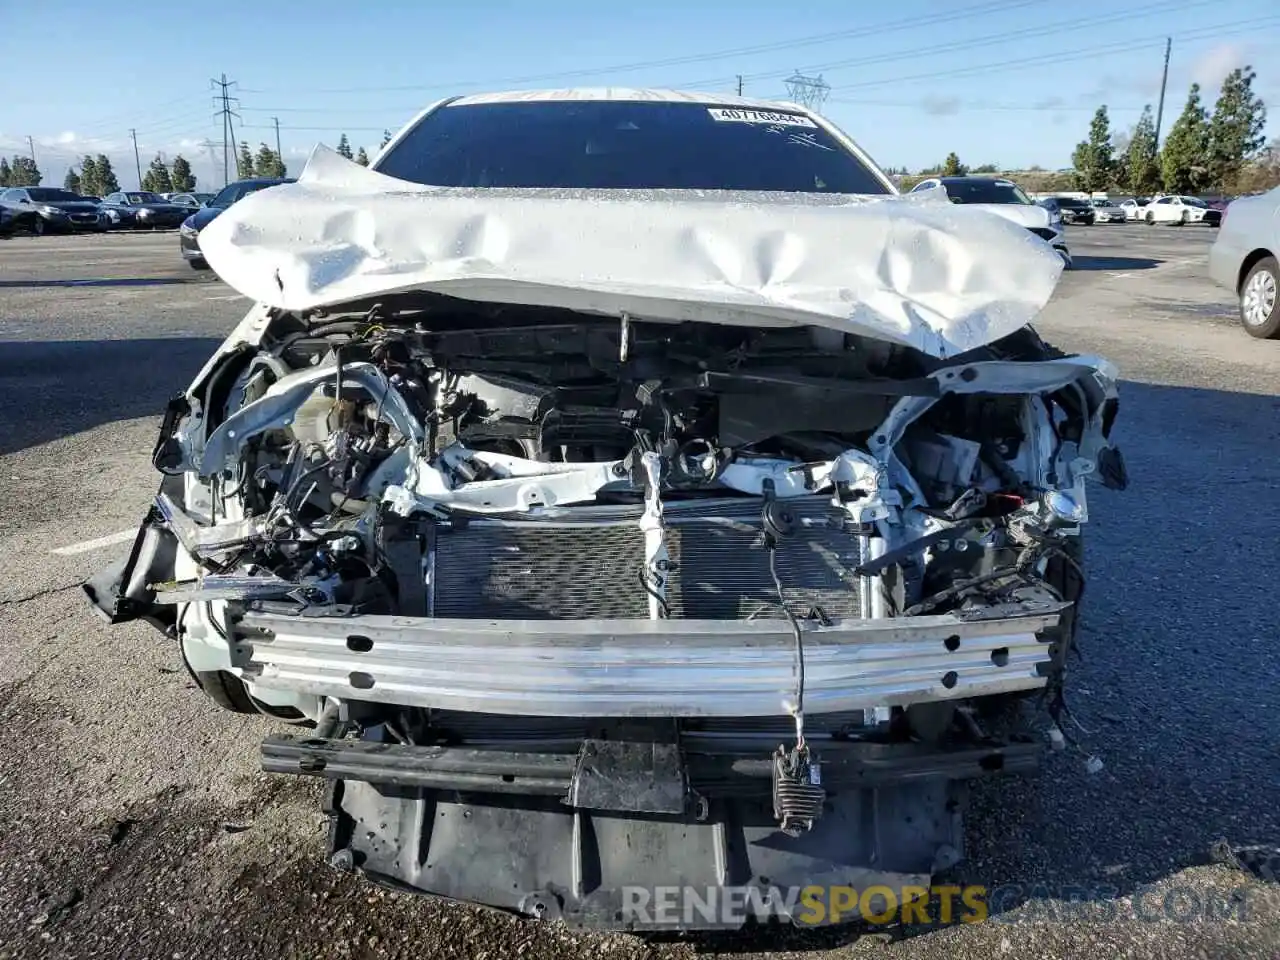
26,135,36,163
129,128,142,189
272,116,282,164
1153,37,1172,149
736,75,743,97
210,73,241,186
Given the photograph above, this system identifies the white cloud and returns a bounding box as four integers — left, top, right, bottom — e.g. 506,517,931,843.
1191,43,1250,91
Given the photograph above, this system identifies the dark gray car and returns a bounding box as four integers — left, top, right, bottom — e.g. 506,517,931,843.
1208,186,1280,338
100,191,192,229
0,186,106,234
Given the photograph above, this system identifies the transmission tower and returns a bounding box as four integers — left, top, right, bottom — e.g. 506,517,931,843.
209,73,241,187
784,72,831,111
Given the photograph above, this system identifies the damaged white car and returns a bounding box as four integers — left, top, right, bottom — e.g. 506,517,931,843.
86,90,1127,930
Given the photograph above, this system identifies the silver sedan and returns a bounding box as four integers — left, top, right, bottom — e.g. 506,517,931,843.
1208,187,1280,339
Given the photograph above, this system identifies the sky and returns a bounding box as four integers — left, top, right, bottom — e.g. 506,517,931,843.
1,0,1277,191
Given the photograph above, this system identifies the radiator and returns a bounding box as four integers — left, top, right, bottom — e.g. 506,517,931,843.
430,496,868,620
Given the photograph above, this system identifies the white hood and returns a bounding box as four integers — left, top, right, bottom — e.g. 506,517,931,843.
197,147,1062,359
959,202,1052,230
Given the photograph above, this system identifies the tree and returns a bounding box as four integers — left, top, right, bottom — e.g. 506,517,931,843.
1070,106,1115,192
8,157,42,186
336,133,353,160
64,168,82,193
380,129,392,148
146,155,173,192
94,154,119,194
1161,84,1211,193
1123,106,1161,194
355,147,369,167
254,143,276,177
78,155,98,196
971,163,999,174
171,154,195,191
1207,66,1268,193
237,141,255,179
941,152,966,176
251,144,286,177
0,157,10,187
1233,137,1280,193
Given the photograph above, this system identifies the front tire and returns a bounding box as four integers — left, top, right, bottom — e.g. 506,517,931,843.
1240,256,1280,339
188,257,210,271
1178,211,1188,226
32,217,45,236
1145,211,1155,225
189,667,258,714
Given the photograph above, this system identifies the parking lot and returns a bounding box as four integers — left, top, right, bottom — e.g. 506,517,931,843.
1,224,1278,960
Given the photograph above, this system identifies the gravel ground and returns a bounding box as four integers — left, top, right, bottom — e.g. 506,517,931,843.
1,225,1277,959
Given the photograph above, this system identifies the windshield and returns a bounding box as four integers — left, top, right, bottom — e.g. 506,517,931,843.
1055,197,1090,209
211,180,290,207
1182,196,1208,207
126,192,161,203
939,180,1031,204
28,188,86,202
376,100,890,194
1091,199,1114,206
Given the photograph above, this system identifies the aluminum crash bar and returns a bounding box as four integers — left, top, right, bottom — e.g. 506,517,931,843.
234,607,1063,717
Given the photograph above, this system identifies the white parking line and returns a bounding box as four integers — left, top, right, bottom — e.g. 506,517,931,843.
51,529,136,556
205,294,246,301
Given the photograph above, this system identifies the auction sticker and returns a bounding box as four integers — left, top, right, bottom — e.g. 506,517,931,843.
707,107,817,127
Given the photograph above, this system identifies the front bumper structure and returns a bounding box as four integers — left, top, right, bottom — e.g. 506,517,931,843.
235,605,1065,717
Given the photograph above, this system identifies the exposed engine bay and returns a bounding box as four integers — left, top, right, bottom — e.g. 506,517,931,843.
88,292,1126,929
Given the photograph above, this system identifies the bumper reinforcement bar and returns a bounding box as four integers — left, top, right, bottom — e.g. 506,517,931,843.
236,606,1065,717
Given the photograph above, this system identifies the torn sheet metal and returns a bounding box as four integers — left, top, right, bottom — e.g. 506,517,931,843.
197,146,1063,359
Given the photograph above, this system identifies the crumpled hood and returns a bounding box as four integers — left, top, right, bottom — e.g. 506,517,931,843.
197,146,1063,358
953,203,1051,230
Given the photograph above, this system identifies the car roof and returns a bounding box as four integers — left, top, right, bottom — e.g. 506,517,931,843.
228,178,295,187
447,87,808,112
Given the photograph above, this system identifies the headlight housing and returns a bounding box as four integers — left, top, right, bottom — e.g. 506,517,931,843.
179,222,199,238
37,205,66,216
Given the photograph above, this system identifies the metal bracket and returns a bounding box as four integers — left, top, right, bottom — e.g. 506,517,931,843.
566,739,687,815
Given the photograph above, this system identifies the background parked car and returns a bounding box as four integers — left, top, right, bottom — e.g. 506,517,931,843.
909,175,1071,266
1046,195,1096,225
1145,194,1222,226
100,191,192,229
0,186,107,234
0,200,39,236
179,177,295,268
169,192,216,210
1089,198,1126,223
1208,185,1280,338
1119,198,1149,221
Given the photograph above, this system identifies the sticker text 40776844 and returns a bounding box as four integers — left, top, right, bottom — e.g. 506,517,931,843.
707,107,817,128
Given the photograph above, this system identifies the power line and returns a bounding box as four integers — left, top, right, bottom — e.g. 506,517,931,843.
238,0,1220,126
248,0,1043,96
822,15,1280,93
668,0,1223,92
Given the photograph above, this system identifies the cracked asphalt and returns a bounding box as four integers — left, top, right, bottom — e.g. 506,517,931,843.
1,225,1278,960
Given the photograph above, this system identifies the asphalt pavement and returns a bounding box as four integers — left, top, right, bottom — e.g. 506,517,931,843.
1,225,1277,960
